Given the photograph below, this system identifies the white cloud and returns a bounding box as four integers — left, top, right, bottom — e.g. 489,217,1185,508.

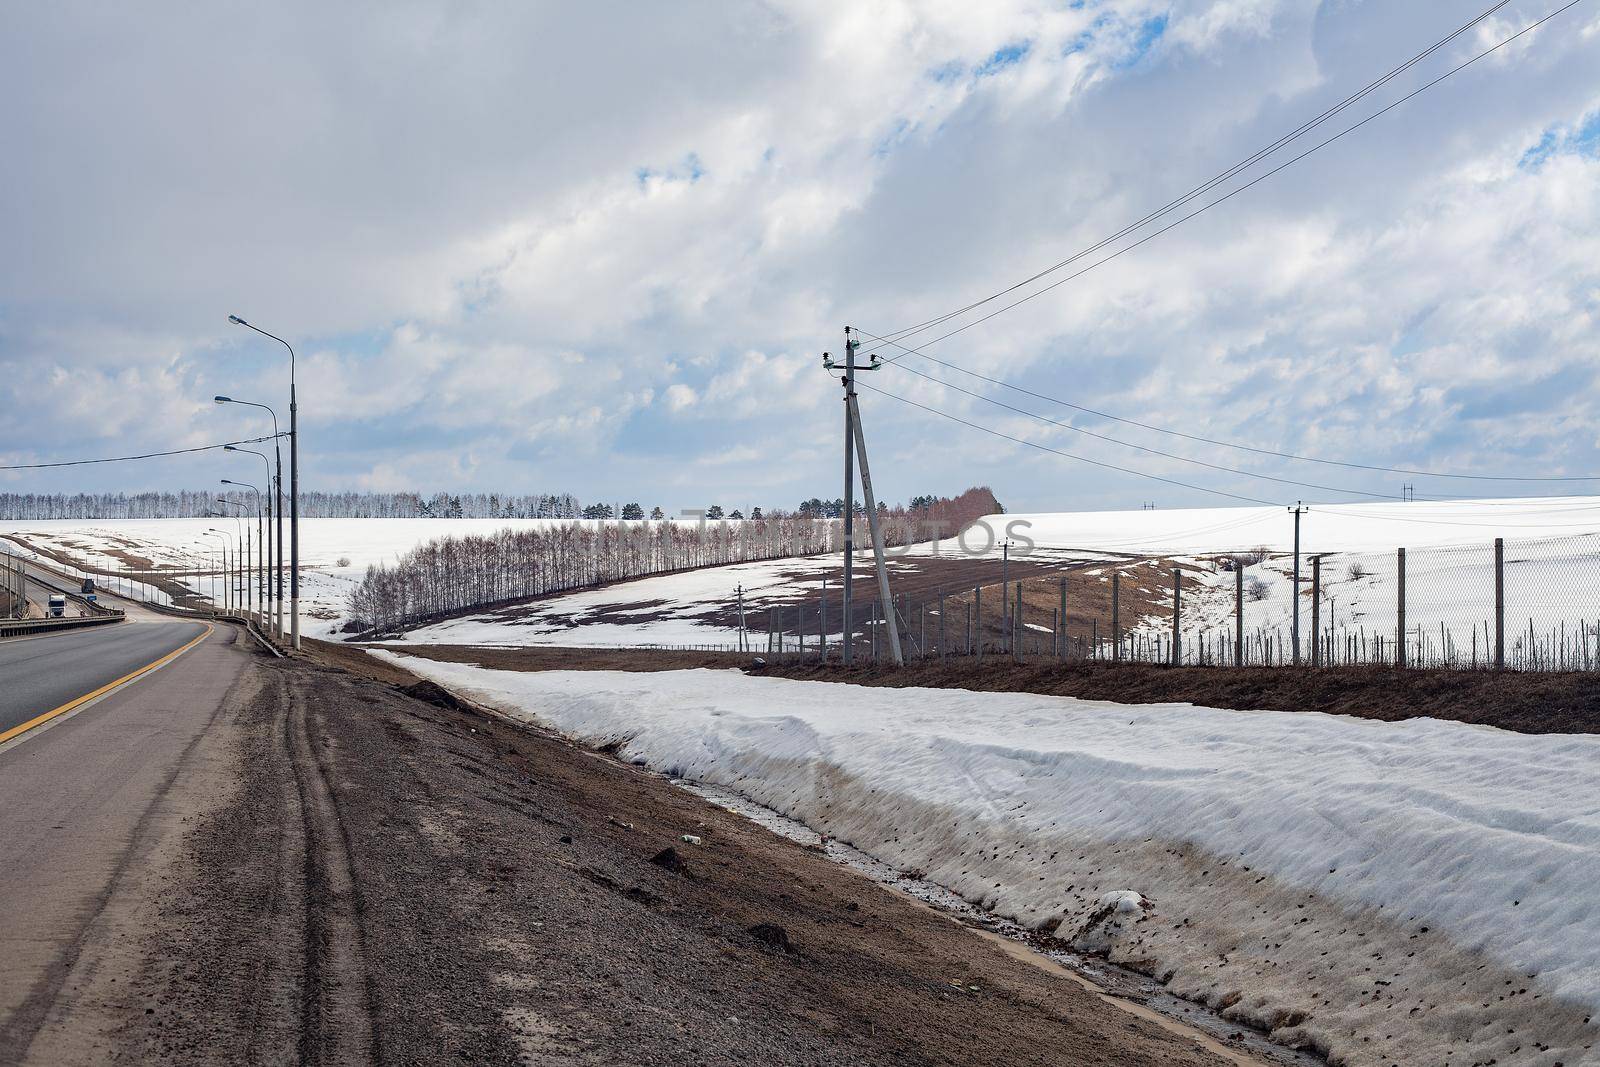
3,0,1598,513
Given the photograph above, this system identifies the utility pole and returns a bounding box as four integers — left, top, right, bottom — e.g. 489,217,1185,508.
841,336,856,664
1289,502,1306,665
825,328,902,666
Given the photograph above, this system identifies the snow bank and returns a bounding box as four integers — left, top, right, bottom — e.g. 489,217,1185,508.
376,657,1600,1066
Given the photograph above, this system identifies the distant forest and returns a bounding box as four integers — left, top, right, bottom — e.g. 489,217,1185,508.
1,487,1002,524
0,491,581,521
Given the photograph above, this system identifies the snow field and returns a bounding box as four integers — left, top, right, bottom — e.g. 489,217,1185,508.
373,658,1600,1067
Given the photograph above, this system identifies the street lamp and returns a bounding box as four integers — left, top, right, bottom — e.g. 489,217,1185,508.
217,398,284,639
202,529,229,612
215,500,249,621
226,316,300,650
222,479,264,627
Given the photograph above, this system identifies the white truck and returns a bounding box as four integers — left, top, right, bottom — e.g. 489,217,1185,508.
48,594,67,617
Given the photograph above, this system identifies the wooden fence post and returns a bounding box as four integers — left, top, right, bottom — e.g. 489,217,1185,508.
1171,568,1181,667
1397,547,1407,668
1234,566,1244,667
1013,583,1022,663
1058,576,1067,661
1494,537,1505,670
975,585,983,664
1311,556,1321,667
1112,573,1121,662
939,592,947,662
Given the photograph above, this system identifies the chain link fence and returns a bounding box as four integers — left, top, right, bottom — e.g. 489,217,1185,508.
733,533,1600,672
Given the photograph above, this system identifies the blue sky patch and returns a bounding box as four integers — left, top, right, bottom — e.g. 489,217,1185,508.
977,40,1031,77
1114,12,1168,69
1518,109,1600,170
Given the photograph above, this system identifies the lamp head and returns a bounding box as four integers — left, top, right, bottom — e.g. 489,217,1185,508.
228,315,246,326
223,444,236,452
214,395,231,405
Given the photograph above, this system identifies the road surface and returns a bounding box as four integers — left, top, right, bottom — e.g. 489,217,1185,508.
17,561,86,619
0,620,208,741
0,616,247,1062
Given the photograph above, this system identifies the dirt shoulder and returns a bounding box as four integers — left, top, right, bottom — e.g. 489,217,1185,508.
138,638,1227,1066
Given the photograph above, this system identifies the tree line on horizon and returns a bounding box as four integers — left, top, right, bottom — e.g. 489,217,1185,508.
0,491,581,521
1,488,1001,524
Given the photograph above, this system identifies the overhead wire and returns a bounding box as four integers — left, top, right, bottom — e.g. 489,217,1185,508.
845,0,1595,494
855,380,1283,506
890,358,1414,500
867,0,1587,374
0,435,285,471
860,0,1517,354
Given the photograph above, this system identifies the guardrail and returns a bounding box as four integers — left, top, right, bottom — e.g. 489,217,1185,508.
0,613,125,638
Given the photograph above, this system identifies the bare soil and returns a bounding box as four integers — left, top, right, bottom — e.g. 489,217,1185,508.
457,550,1188,651
377,640,1600,735
0,534,212,610
758,657,1600,735
83,636,1240,1065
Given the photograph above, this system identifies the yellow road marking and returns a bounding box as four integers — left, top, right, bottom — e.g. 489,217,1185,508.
0,624,213,746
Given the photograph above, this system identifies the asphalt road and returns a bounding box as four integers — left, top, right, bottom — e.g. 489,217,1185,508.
18,562,86,618
0,620,207,739
0,621,247,1062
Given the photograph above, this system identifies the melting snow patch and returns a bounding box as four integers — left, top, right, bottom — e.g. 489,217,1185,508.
371,656,1600,1067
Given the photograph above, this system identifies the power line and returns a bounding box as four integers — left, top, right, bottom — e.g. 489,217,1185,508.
850,2,1594,488
855,380,1283,506
877,335,1600,483
866,0,1586,374
862,0,1517,355
0,435,284,471
891,358,1414,500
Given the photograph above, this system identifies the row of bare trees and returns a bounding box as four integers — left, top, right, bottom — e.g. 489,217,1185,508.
347,487,1001,635
0,490,579,520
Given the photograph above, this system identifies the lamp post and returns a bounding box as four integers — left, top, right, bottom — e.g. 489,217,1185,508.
215,501,249,620
227,316,299,649
222,479,264,626
203,530,229,612
217,399,284,638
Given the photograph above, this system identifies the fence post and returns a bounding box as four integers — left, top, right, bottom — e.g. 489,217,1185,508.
821,579,828,659
1058,577,1067,661
1396,547,1407,668
1112,572,1121,662
975,585,983,664
1171,568,1181,666
871,602,879,661
1234,566,1244,667
1311,556,1321,667
1494,537,1505,670
1013,582,1022,663
939,592,947,662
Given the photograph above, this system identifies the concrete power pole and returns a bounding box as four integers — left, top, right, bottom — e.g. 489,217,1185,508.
827,329,903,666
842,335,856,664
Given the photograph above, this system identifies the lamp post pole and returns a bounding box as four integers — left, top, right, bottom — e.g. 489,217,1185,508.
205,529,230,612
217,402,284,638
222,480,263,626
216,502,248,619
228,317,299,649
225,447,275,630
202,531,227,612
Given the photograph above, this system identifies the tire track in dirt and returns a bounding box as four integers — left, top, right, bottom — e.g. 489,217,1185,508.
284,677,378,1065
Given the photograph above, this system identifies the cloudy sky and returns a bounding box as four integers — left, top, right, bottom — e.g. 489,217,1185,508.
2,0,1597,514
